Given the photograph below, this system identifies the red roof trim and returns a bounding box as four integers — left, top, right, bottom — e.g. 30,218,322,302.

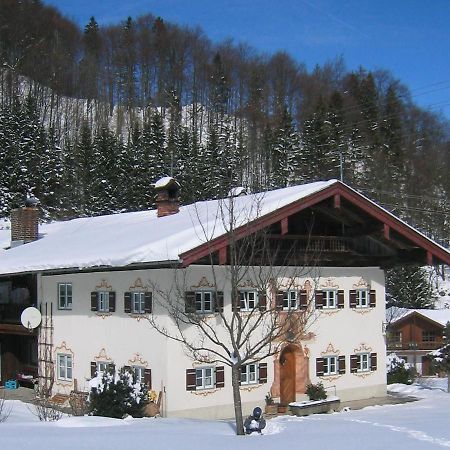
391,311,446,330
180,182,450,267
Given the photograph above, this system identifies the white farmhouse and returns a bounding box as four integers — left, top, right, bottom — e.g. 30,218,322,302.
0,179,449,419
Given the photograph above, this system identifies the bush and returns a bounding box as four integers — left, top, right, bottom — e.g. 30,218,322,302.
306,382,327,401
89,367,148,419
386,354,413,385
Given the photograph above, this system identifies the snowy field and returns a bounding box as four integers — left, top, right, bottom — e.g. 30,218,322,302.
1,379,449,450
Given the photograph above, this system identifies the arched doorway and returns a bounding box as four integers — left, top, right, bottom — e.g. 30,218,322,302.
280,345,296,404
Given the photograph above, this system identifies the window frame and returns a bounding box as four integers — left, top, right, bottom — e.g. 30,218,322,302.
356,289,370,308
239,290,258,312
323,355,338,375
97,361,110,377
422,330,437,342
195,367,214,390
240,363,258,385
357,353,370,372
132,365,146,384
283,290,298,311
195,291,214,314
97,291,110,312
58,283,72,310
131,291,146,314
57,353,73,381
322,289,338,309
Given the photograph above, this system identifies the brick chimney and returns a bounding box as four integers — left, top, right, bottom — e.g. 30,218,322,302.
154,177,181,218
10,197,40,246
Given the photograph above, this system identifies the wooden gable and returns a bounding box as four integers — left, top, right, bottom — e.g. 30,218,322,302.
180,182,450,268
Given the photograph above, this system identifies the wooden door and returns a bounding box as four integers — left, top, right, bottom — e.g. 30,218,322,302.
280,346,296,404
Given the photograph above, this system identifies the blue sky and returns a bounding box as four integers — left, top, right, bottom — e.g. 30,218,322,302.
45,0,450,119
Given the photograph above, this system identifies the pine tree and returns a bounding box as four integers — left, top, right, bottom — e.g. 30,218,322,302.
386,266,435,309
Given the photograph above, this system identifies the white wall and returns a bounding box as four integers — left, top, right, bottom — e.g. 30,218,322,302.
38,265,386,418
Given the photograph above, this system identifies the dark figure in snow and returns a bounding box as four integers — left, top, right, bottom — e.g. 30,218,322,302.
244,407,266,434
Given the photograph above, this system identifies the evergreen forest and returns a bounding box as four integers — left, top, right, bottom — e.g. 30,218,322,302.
0,0,449,249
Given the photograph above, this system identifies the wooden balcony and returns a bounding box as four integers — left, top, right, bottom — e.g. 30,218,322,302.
387,340,442,351
0,303,33,325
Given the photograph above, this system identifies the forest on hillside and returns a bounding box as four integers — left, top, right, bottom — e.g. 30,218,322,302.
0,0,449,246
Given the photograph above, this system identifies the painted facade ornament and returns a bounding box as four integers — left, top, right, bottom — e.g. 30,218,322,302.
95,279,112,290
321,343,340,356
320,277,339,289
94,348,113,362
129,277,148,290
128,352,148,367
353,342,372,354
191,276,215,289
353,277,370,289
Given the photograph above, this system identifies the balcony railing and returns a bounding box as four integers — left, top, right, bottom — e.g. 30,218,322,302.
386,340,442,351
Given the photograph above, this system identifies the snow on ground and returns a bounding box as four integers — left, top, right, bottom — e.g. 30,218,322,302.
1,379,449,450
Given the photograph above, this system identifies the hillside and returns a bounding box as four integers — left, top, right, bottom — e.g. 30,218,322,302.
0,0,449,245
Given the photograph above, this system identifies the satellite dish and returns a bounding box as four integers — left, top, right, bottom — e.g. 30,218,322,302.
21,307,42,331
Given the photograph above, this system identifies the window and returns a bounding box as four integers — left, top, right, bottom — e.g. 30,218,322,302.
195,291,213,313
422,331,437,342
97,361,110,376
356,289,369,308
132,292,146,314
57,354,72,381
323,290,338,309
58,283,72,310
241,364,257,385
98,291,109,312
283,290,298,310
357,353,370,372
132,366,145,384
196,367,214,389
240,291,258,311
323,356,338,375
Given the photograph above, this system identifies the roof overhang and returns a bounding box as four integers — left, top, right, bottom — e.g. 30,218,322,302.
180,181,450,268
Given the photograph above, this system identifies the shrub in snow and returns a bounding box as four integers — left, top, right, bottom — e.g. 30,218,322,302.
306,382,327,401
386,353,413,385
89,367,148,419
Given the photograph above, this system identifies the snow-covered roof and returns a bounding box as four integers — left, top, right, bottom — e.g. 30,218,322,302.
153,176,179,189
0,180,337,275
388,307,450,327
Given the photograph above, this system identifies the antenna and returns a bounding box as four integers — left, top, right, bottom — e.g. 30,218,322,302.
20,307,42,332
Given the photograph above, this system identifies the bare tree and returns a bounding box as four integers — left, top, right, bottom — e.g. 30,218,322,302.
149,193,319,435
